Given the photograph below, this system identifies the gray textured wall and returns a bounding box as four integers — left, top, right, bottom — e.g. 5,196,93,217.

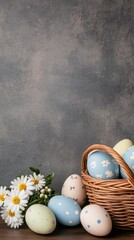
0,0,133,191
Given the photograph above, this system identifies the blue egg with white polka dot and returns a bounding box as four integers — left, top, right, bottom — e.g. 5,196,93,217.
48,195,81,226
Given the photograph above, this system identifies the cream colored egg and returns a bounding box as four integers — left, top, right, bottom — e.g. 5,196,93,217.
61,174,86,206
113,139,133,156
80,204,112,237
25,204,56,234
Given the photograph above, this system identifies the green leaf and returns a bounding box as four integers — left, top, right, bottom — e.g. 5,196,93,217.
45,172,55,185
29,167,40,175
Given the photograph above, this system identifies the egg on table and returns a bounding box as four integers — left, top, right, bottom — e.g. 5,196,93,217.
80,204,112,237
25,204,56,234
120,145,134,178
113,139,133,156
87,151,119,180
48,195,81,226
61,174,86,206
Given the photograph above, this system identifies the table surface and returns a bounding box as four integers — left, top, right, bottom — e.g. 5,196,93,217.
0,218,134,240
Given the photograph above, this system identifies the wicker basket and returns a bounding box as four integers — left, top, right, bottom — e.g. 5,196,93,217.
81,144,134,230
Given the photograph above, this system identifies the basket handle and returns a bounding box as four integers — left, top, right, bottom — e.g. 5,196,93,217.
81,144,134,187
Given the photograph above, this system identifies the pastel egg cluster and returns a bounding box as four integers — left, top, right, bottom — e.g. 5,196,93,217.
24,139,133,237
25,174,86,233
24,172,113,237
87,139,134,180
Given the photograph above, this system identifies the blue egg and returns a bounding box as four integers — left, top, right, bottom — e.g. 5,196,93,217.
87,151,119,180
48,195,81,226
121,145,134,178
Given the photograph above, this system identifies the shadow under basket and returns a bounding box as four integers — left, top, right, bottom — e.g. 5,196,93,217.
81,144,134,230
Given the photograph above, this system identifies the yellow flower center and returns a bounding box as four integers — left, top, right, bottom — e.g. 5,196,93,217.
19,183,26,191
32,178,39,185
12,196,20,205
8,210,15,217
0,194,5,202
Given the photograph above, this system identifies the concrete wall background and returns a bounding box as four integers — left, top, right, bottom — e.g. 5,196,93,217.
0,0,133,191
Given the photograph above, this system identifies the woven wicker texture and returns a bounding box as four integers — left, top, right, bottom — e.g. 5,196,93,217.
81,144,134,230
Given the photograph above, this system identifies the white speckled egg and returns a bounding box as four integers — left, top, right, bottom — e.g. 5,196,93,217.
113,139,133,156
61,174,86,206
48,195,81,226
25,204,56,234
87,151,119,179
80,204,112,237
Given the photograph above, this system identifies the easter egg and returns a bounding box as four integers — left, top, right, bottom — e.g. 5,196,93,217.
113,139,133,156
48,195,81,226
25,204,56,234
61,174,86,206
80,204,112,237
120,145,134,178
87,151,119,180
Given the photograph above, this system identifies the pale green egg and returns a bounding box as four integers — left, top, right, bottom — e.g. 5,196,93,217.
25,204,56,234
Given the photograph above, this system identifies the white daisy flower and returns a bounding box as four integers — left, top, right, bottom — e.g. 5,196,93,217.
90,161,96,168
96,174,102,179
101,160,110,167
0,186,7,207
10,175,35,196
105,170,113,178
29,172,46,190
1,206,23,228
10,220,24,229
4,189,28,212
